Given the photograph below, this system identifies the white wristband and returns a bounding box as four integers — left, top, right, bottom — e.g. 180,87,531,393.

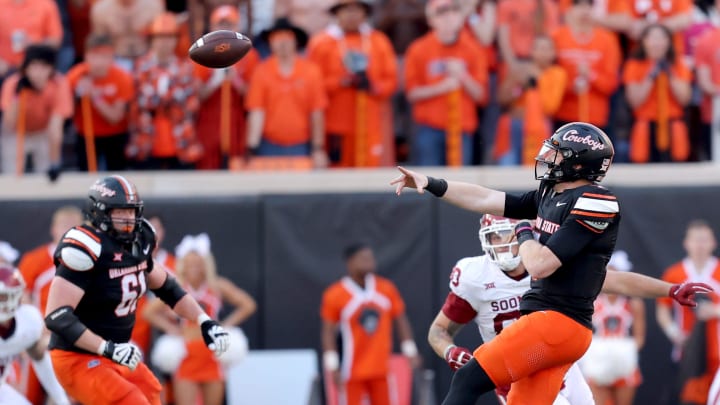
97,340,107,356
401,340,418,357
197,313,211,325
443,344,456,359
323,351,339,371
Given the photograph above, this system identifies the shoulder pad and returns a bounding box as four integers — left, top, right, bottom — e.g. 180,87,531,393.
449,256,486,296
62,226,102,260
59,246,95,271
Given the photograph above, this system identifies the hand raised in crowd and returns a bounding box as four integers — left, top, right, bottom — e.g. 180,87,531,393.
75,77,94,97
312,149,329,169
390,166,428,195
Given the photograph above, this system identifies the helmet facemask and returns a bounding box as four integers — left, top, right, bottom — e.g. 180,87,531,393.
534,141,575,182
479,219,522,272
0,283,23,322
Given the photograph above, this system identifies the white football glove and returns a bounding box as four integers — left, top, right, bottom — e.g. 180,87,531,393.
102,340,142,371
199,314,230,356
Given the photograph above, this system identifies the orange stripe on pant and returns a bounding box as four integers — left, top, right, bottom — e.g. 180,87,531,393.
473,310,592,405
50,349,162,405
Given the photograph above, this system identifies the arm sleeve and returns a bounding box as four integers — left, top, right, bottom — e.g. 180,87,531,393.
441,292,478,324
503,189,539,219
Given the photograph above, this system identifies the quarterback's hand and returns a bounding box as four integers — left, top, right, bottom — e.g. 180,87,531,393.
102,340,142,371
200,314,229,356
391,166,428,195
669,282,713,307
444,345,473,371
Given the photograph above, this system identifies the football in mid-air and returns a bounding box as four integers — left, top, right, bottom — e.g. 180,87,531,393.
189,30,253,68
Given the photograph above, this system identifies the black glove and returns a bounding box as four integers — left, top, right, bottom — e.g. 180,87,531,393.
47,163,62,183
352,71,371,92
102,340,142,371
15,76,33,94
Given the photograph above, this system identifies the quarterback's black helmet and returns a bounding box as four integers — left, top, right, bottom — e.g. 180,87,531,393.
535,122,614,183
85,175,143,241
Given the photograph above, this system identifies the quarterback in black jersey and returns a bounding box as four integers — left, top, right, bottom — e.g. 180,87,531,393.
44,175,229,405
392,122,712,404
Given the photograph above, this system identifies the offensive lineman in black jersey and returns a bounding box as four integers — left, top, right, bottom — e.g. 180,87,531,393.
44,175,229,405
391,122,712,404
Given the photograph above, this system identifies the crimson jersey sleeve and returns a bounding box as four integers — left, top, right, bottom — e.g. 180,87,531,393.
441,292,478,324
504,188,541,220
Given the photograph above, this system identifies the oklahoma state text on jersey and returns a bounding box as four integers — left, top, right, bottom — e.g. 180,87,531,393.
50,220,156,353
504,181,621,328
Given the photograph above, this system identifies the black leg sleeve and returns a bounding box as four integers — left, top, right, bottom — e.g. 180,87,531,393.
441,358,497,405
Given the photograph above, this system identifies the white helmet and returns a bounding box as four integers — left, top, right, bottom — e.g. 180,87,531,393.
479,214,522,272
0,265,25,322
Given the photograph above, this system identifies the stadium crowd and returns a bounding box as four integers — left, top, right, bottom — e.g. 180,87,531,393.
3,0,720,175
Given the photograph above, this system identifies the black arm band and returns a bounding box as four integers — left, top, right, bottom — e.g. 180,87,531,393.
425,176,448,197
45,306,88,344
152,275,187,309
516,227,535,246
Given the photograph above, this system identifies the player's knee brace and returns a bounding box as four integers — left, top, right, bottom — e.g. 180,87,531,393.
442,358,496,405
151,275,187,309
45,306,87,344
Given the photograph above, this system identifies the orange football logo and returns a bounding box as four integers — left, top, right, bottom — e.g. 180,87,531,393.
215,43,231,53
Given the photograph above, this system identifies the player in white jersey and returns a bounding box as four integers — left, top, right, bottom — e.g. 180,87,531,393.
0,264,69,405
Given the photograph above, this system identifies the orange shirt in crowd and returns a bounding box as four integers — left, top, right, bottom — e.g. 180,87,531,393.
0,73,74,133
693,28,720,124
628,0,692,55
245,56,327,146
497,0,559,59
66,64,134,137
657,259,720,372
18,243,55,314
552,25,621,127
0,0,63,67
320,274,405,381
404,31,488,133
193,49,260,169
307,26,398,166
622,58,691,121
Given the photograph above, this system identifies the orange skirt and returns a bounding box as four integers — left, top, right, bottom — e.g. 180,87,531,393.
175,339,224,383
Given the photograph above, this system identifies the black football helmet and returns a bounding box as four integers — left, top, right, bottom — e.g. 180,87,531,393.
535,122,614,183
85,175,144,242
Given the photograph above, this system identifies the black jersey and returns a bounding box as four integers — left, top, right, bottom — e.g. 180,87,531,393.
50,219,156,353
504,181,620,328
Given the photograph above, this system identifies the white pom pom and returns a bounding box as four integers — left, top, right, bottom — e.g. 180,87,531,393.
218,327,248,368
151,334,187,374
580,337,638,386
